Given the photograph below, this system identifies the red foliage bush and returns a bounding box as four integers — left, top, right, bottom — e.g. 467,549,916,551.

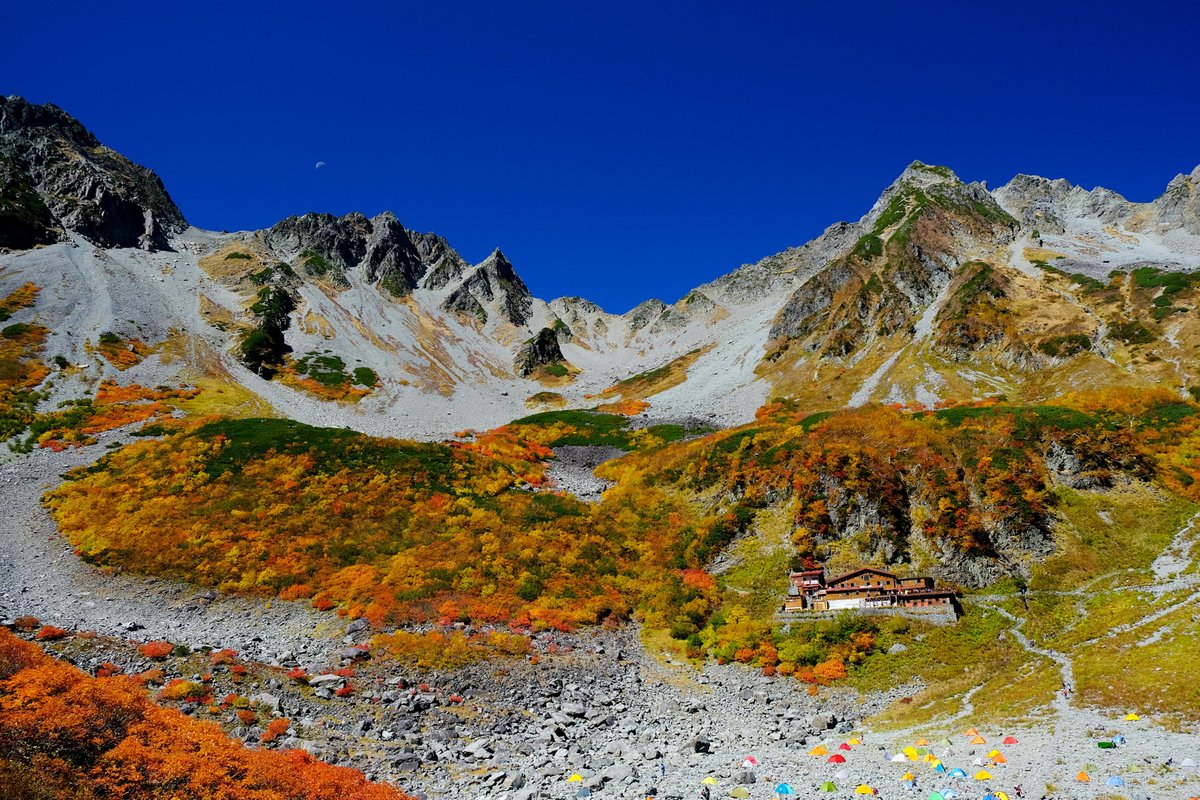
235,709,257,725
34,625,69,641
137,640,174,659
11,616,39,631
334,683,354,698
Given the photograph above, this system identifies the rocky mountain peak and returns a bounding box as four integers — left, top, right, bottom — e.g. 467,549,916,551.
1151,163,1200,235
440,247,534,327
0,95,186,250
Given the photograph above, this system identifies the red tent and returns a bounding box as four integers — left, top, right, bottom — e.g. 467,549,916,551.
838,743,853,751
828,754,847,764
1002,736,1019,745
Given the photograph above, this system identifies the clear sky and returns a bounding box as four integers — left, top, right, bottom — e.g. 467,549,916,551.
4,1,1199,312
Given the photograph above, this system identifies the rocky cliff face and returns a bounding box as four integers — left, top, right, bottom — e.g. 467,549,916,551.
0,96,185,250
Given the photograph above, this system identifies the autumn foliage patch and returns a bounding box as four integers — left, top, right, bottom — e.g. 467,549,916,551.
0,628,414,800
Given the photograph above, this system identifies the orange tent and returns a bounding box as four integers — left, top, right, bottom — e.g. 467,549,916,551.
970,736,987,745
963,728,979,736
1076,772,1091,783
992,754,1008,765
914,738,929,746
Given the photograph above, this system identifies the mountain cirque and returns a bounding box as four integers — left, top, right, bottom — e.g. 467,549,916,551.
4,95,1200,799
3,95,1200,441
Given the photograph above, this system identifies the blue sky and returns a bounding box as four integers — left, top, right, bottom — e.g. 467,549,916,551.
4,1,1199,312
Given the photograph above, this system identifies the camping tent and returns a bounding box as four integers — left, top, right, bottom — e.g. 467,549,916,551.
914,737,929,746
986,750,1001,759
848,738,863,746
820,782,837,792
773,784,794,796
949,768,967,778
1112,734,1126,746
568,774,583,783
1097,741,1116,749
1002,736,1019,745
903,746,920,761
810,745,829,756
730,788,750,799
1106,776,1125,787
933,763,947,773
973,771,992,781
970,736,987,745
992,754,1008,765
828,754,846,764
928,794,945,800
963,728,978,736
855,785,876,795
891,754,908,763
1181,757,1198,768
702,777,718,785
1124,713,1140,721
839,743,853,751
1076,771,1091,783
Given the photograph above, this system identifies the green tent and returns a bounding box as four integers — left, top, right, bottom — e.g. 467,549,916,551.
730,788,751,799
928,793,946,800
917,747,929,756
821,782,838,792
936,738,952,748
1097,741,1116,749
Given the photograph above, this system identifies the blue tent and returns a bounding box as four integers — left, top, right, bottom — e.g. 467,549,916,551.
774,784,795,796
949,769,967,778
1112,734,1127,746
934,764,947,773
1106,776,1125,787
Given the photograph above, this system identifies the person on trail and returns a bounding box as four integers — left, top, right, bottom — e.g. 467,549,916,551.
700,784,711,800
1014,784,1024,797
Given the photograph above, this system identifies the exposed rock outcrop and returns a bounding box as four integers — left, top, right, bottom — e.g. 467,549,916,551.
0,95,186,250
515,327,566,376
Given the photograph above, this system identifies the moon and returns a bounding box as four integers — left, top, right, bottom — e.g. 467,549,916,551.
315,161,326,169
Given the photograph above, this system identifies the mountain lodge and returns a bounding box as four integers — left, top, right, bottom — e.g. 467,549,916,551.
783,566,958,616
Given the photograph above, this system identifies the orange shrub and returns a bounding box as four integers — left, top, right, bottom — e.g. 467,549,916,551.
210,648,238,666
261,718,290,743
34,625,68,641
137,640,174,660
0,628,414,799
11,616,39,631
235,709,257,725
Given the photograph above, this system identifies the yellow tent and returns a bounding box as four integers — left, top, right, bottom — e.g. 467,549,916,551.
923,753,938,763
964,727,979,736
1124,713,1140,721
970,736,987,745
1076,771,1091,783
914,737,929,746
855,786,875,795
809,745,829,756
927,759,943,770
903,746,919,761
986,749,1001,759
902,773,916,781
974,771,992,781
847,737,862,746
702,777,718,785
568,774,583,783
996,793,1010,800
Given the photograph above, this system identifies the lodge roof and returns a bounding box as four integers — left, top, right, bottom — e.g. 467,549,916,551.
827,566,900,583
